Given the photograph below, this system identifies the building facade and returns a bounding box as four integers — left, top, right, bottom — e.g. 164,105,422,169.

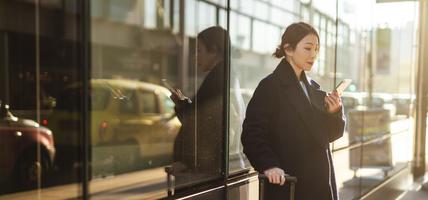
0,0,426,199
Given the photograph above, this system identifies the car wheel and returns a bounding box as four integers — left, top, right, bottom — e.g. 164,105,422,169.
15,151,50,190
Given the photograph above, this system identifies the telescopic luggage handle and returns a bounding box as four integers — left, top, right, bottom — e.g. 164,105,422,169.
258,174,297,200
165,166,174,197
258,174,297,183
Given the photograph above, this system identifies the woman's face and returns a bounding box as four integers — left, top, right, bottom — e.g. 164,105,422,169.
285,34,319,71
197,41,217,72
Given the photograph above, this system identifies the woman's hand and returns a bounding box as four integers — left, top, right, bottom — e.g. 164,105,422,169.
264,167,287,186
325,90,342,113
169,89,184,103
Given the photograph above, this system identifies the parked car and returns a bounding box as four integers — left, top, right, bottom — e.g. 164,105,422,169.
341,92,361,115
392,94,415,116
48,79,181,176
374,93,396,117
0,102,55,192
360,93,397,117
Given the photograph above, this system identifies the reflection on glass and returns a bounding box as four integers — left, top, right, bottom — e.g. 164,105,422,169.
86,80,181,177
230,12,251,50
252,21,280,53
89,0,227,198
172,26,227,187
0,102,55,192
253,1,269,20
332,0,418,199
334,148,361,200
0,0,420,199
199,2,216,30
0,0,82,198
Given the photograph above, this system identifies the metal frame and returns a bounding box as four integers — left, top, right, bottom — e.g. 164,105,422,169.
413,0,428,179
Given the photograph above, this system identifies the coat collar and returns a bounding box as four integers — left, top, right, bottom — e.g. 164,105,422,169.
273,58,320,90
273,58,329,148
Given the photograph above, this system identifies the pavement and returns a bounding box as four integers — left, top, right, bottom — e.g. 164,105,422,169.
398,173,428,200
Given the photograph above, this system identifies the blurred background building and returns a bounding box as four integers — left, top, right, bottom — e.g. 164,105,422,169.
0,0,427,199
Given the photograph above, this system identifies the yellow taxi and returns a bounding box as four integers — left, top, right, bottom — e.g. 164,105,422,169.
49,79,181,176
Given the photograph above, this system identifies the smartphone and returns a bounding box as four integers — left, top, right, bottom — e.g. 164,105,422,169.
335,79,352,94
162,79,192,104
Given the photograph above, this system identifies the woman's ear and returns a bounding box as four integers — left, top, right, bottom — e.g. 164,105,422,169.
284,44,294,57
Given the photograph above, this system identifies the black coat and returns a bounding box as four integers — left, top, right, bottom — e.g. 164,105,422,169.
173,63,224,175
241,59,345,200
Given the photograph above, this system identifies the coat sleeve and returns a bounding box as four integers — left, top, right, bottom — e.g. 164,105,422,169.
173,99,194,165
323,106,346,142
174,99,191,121
241,78,280,173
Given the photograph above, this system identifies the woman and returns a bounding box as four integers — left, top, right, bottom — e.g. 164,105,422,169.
241,22,345,200
172,26,228,177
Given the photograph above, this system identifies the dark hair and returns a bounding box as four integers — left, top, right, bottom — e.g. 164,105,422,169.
273,22,319,58
197,26,230,57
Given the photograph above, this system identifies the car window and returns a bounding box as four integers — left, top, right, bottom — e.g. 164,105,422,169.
373,98,384,106
161,93,175,114
56,88,81,111
396,98,410,104
139,91,159,114
91,88,110,110
363,97,384,107
118,90,138,114
342,97,356,107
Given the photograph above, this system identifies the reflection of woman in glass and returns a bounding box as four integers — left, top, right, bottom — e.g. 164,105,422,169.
171,26,228,177
241,22,345,200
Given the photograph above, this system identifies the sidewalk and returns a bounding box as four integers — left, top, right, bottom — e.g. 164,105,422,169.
0,167,166,200
399,174,428,200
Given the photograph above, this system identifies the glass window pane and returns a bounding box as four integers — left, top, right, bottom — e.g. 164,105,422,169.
334,148,362,200
332,0,418,199
313,0,337,19
118,90,138,114
173,0,180,33
271,8,295,27
230,12,251,50
163,0,171,29
186,0,197,36
144,0,157,28
139,91,158,114
89,0,227,198
253,1,269,21
198,2,216,30
272,0,296,12
301,6,310,22
252,21,280,54
0,0,83,199
239,0,254,16
92,88,110,111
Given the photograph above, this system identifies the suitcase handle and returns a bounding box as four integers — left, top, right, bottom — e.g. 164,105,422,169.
258,174,297,200
165,166,174,196
258,174,297,183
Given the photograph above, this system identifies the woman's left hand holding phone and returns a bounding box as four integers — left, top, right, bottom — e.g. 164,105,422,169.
170,88,184,103
325,90,342,113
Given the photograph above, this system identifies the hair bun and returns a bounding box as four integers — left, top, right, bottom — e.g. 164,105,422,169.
273,46,284,58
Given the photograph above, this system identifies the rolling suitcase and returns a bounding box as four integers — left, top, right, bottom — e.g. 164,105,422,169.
258,174,297,200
